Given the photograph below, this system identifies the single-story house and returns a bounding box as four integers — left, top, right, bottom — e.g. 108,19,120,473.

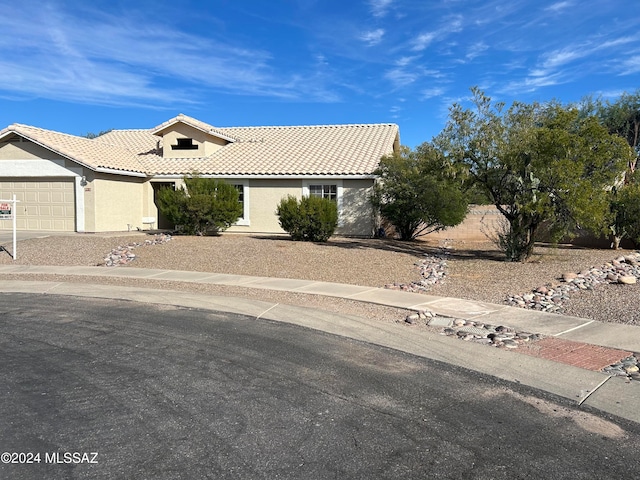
0,114,400,236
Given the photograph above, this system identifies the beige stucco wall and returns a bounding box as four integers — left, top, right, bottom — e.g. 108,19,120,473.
339,179,376,236
226,179,299,234
88,173,149,232
159,124,228,159
82,170,97,232
225,178,376,236
0,140,68,162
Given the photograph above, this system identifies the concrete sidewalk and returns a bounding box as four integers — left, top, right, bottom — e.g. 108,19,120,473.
0,264,638,424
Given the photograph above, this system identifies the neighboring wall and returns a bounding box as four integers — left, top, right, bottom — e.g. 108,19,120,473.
427,205,501,243
425,205,630,248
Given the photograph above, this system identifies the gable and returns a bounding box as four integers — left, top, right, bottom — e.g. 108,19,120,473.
0,124,148,177
0,135,68,162
158,122,230,159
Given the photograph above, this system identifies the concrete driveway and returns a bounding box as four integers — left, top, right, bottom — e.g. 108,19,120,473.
0,230,60,244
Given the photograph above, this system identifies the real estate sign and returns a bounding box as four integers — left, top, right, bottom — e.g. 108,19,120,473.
0,202,12,219
0,195,18,260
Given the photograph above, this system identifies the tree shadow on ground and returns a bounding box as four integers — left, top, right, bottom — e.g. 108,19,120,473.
250,235,619,263
249,235,525,261
443,241,620,264
249,235,436,259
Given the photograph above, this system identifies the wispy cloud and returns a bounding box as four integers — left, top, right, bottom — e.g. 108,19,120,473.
385,68,421,89
541,47,587,69
369,0,395,18
421,87,446,100
501,27,640,95
411,32,437,52
599,36,639,49
0,2,344,106
619,56,640,75
410,15,463,52
384,57,443,90
360,29,385,46
396,56,420,67
502,65,567,95
465,42,489,61
545,1,573,12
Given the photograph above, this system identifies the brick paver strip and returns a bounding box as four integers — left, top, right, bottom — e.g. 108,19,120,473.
518,337,633,372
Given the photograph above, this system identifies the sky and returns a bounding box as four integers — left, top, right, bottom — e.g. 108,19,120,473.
0,0,638,149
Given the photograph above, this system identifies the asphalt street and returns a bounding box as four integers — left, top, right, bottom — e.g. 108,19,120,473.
1,293,639,479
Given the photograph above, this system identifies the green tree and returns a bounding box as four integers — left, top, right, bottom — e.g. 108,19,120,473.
596,90,640,175
156,174,242,235
276,195,338,242
590,91,640,248
437,88,633,261
371,144,468,240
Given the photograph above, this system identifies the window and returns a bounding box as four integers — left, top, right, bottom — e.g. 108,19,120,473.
309,184,337,201
303,180,343,227
234,184,244,219
232,181,250,226
171,138,198,150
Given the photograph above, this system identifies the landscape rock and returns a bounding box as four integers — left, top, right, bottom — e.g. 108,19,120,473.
603,356,640,380
390,244,640,379
618,275,637,285
405,313,419,324
506,250,640,314
103,234,172,267
384,248,449,292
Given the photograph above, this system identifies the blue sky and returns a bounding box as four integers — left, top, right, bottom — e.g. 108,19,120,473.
0,0,638,148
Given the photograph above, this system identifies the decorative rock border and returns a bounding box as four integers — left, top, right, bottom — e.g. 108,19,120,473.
440,319,543,348
506,252,640,313
103,234,172,267
385,251,449,292
406,312,543,349
405,312,640,380
395,249,640,380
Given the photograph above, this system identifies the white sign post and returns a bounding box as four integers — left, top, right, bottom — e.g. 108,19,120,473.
0,195,19,260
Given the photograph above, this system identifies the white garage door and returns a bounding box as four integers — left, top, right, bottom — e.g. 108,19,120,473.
0,178,75,231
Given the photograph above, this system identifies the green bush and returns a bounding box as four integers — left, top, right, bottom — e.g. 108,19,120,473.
276,195,338,242
156,175,242,235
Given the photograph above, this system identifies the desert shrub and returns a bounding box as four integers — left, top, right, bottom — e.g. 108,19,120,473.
156,175,242,235
276,195,338,242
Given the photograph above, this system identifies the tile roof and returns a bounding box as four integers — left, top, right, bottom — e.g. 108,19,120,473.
1,117,400,178
151,123,399,176
0,124,149,174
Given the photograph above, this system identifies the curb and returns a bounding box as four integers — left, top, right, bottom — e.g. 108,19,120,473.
0,268,639,424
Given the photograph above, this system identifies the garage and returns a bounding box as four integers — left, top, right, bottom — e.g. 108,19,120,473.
0,178,75,231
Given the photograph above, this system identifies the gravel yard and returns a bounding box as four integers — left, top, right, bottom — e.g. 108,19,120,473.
0,232,638,326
